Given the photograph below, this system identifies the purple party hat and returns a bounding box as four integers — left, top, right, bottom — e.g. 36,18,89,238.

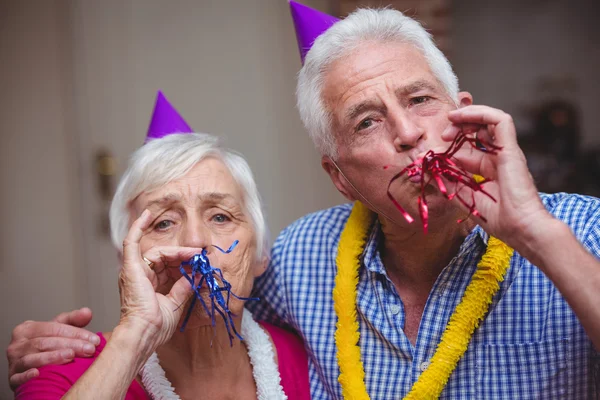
289,0,339,64
145,90,193,142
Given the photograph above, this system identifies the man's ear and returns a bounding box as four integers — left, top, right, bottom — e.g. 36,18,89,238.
458,91,473,108
322,156,356,201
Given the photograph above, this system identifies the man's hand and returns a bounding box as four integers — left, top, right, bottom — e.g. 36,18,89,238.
440,105,552,249
442,104,600,349
7,307,100,390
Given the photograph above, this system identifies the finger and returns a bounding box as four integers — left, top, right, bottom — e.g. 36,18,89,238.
441,123,461,141
167,276,195,316
11,320,99,345
448,106,517,147
52,307,93,329
441,122,482,141
12,349,76,376
142,246,205,272
138,246,204,290
461,123,481,135
424,143,488,178
448,146,487,176
26,337,97,358
448,105,506,125
122,209,153,266
474,126,496,149
9,369,39,390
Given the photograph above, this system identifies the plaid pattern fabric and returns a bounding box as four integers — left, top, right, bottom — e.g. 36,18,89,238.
248,193,600,399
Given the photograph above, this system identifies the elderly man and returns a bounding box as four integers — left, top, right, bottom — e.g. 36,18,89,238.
7,3,600,399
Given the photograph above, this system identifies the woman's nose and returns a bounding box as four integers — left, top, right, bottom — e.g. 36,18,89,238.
180,219,210,249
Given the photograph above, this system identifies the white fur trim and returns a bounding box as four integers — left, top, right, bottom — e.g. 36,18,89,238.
140,308,287,400
242,308,287,399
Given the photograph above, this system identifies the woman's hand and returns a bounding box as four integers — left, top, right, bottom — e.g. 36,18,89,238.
59,212,204,400
118,209,200,350
439,105,553,248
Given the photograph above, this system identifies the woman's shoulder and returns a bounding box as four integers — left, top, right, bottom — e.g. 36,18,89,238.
14,332,108,399
262,322,306,353
40,332,110,379
259,322,311,400
14,332,148,400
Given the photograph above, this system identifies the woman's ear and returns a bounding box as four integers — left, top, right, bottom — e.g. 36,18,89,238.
252,255,269,278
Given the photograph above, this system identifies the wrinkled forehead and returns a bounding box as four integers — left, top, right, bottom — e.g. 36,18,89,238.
323,42,440,114
131,158,245,212
325,42,435,92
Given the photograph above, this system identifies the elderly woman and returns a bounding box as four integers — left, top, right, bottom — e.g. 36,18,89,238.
15,96,309,399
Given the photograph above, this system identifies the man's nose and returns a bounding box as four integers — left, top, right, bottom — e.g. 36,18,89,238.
390,109,425,151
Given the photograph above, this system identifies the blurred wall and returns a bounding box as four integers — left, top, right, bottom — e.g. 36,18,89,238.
0,1,86,398
452,0,599,147
0,0,339,398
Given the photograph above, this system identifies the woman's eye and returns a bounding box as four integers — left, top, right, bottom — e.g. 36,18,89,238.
357,118,374,131
154,220,173,231
212,213,231,223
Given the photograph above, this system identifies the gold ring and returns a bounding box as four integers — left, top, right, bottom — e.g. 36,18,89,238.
142,257,155,269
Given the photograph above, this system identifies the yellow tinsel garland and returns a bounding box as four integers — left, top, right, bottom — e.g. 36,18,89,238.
333,201,514,400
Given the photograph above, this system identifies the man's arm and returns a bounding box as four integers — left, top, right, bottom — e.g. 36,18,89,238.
7,308,100,390
515,215,600,349
444,105,600,349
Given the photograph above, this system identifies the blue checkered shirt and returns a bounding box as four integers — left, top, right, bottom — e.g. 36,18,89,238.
248,193,600,399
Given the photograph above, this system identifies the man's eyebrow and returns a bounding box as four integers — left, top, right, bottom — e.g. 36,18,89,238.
344,81,438,122
345,100,386,122
395,80,438,98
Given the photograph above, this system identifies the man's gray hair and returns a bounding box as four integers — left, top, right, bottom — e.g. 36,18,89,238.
109,133,268,261
296,8,459,158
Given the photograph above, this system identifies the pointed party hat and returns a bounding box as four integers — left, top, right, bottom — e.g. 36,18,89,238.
145,90,193,142
289,0,339,64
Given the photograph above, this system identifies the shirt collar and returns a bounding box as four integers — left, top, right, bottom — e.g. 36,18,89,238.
361,220,488,275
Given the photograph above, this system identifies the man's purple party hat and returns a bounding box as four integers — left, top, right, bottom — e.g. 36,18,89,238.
145,90,193,142
289,0,339,64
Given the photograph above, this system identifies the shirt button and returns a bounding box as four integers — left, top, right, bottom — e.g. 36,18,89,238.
389,304,401,315
419,361,430,372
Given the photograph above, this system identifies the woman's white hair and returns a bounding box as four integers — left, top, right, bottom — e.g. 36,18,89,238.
109,133,269,261
296,8,459,158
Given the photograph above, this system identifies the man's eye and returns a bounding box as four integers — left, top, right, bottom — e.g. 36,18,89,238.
155,220,173,230
212,214,230,223
357,118,374,131
411,96,431,105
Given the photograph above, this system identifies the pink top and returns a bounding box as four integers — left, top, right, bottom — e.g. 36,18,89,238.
16,324,310,400
260,322,311,400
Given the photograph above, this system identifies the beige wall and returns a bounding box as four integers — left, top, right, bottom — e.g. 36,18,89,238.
0,1,86,398
0,0,340,397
